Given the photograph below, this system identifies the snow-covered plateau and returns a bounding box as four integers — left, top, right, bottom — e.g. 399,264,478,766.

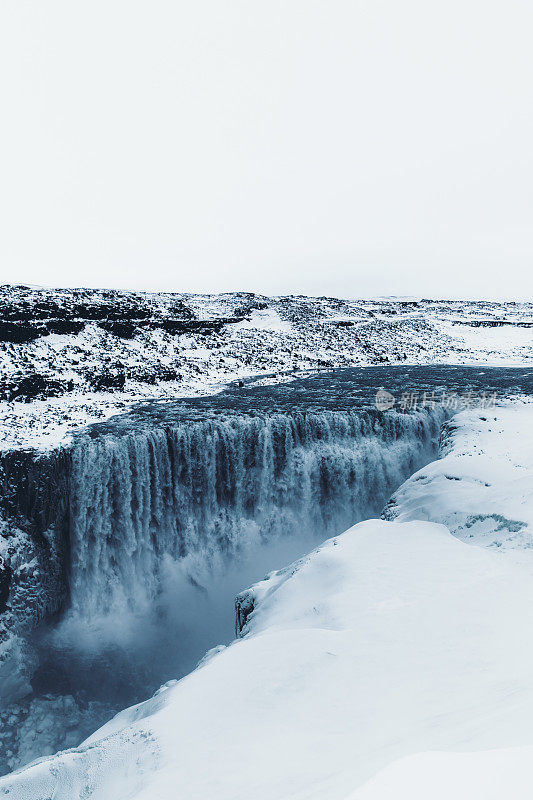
1,401,533,799
0,285,532,449
1,286,533,798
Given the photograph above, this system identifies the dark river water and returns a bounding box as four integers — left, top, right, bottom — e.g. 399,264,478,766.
88,364,533,434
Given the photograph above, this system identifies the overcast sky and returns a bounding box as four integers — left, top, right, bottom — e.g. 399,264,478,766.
1,1,532,299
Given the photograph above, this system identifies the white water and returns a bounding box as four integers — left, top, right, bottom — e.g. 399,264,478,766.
68,408,445,618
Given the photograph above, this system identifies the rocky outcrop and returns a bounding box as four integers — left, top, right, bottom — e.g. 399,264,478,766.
0,448,70,708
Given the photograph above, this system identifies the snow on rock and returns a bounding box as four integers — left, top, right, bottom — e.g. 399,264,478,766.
1,286,532,450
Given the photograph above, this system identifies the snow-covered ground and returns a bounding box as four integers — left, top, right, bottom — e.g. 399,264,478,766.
349,747,533,800
384,401,533,549
2,401,533,799
1,286,532,449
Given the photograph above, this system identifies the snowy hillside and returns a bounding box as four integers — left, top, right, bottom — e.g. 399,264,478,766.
1,286,532,449
3,402,533,799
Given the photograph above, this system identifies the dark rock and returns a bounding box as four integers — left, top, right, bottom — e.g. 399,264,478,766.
157,319,228,335
235,589,256,637
166,300,196,319
44,320,85,336
99,320,138,339
69,302,152,321
0,322,44,343
3,375,71,403
0,449,70,539
0,555,11,614
89,372,126,392
125,365,182,384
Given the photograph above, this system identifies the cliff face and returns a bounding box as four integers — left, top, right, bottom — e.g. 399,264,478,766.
0,448,69,705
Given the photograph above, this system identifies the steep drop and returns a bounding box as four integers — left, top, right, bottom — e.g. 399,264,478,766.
68,407,445,617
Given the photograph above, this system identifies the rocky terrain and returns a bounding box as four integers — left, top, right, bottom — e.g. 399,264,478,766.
0,285,532,450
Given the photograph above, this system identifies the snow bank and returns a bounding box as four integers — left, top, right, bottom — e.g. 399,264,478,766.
4,514,533,799
385,401,533,549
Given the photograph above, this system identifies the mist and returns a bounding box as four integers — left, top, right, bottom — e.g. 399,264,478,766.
32,531,321,708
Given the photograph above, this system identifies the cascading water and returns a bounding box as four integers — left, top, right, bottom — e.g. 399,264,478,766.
68,407,445,618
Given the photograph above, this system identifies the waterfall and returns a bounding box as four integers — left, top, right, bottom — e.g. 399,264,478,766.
0,401,447,774
68,406,446,616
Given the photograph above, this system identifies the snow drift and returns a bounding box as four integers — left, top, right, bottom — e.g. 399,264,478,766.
384,402,533,548
5,516,533,800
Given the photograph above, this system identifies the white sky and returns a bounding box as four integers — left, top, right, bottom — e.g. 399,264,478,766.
1,1,532,299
